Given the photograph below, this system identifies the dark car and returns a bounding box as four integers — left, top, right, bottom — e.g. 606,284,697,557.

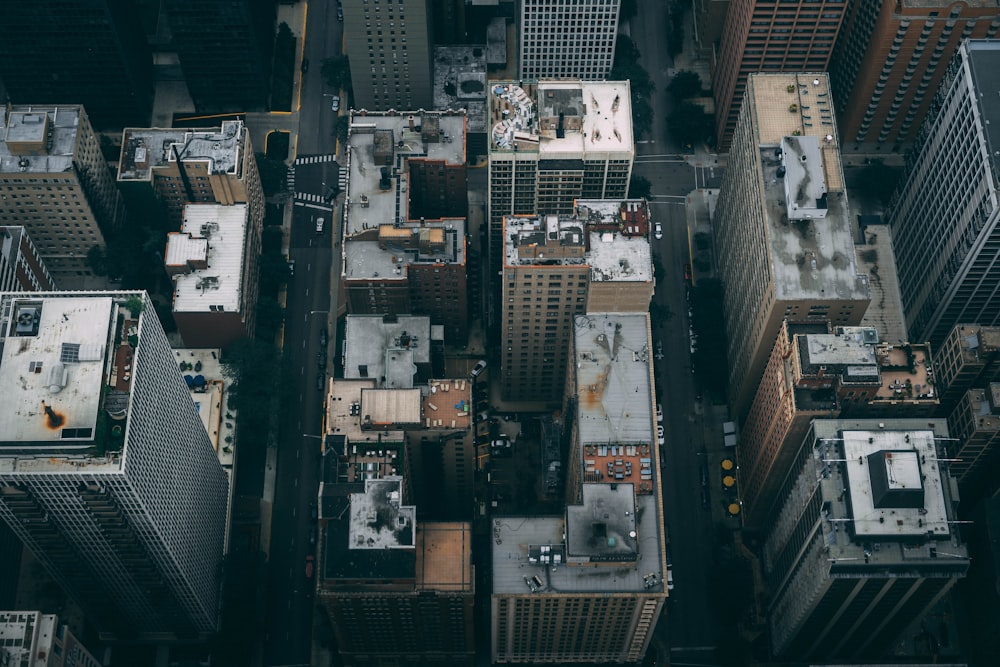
300,58,310,73
310,503,318,520
319,328,328,347
317,351,327,369
309,526,317,545
316,373,326,392
305,555,314,578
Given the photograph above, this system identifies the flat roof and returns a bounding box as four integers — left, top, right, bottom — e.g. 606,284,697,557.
802,328,879,367
0,296,114,445
173,348,235,467
856,224,908,343
349,477,416,550
588,231,652,283
0,106,82,174
505,214,587,267
343,315,431,389
416,522,473,592
490,80,634,156
360,388,422,426
566,483,638,562
422,378,472,429
344,111,466,236
967,41,1000,182
169,204,248,314
343,220,466,281
118,121,245,181
433,46,488,134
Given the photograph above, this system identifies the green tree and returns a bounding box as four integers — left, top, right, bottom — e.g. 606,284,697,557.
322,55,352,91
336,115,350,145
628,175,652,200
667,101,713,151
255,152,288,197
258,252,291,292
667,70,702,102
255,298,285,338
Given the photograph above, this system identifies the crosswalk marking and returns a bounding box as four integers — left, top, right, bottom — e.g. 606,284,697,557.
293,154,338,165
295,192,326,203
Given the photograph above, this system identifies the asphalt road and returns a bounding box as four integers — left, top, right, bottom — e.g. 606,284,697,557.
261,2,342,665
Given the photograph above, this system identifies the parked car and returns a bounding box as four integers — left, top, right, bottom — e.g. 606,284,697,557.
309,526,317,545
300,58,310,73
470,359,488,378
287,259,295,276
656,404,664,423
316,373,325,392
315,216,324,233
657,425,665,447
654,222,663,240
319,328,328,347
683,263,692,281
305,555,314,578
330,95,340,112
325,185,338,203
666,566,675,591
337,7,343,21
309,503,318,521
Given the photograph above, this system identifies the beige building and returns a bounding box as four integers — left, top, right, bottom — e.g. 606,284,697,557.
947,384,1000,498
491,313,666,664
0,105,125,278
0,226,55,292
501,200,653,403
933,324,1000,412
713,73,871,419
117,121,265,233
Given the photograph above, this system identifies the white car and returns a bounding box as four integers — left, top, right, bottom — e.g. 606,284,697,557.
331,95,340,112
315,216,324,233
470,359,488,378
656,404,664,423
657,424,665,447
654,222,663,240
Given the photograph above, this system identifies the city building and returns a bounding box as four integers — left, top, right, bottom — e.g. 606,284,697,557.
162,0,275,112
434,46,488,160
0,1,153,129
763,419,969,660
0,610,101,667
0,292,228,640
693,0,732,61
431,0,467,45
518,0,621,79
0,105,126,279
0,226,55,293
487,80,633,294
887,40,1000,346
712,1,846,149
713,73,870,418
342,111,470,344
117,121,265,233
320,462,475,667
343,314,440,387
500,200,653,402
491,312,666,663
166,204,259,349
934,323,1000,410
343,0,434,110
832,2,1000,150
946,383,1000,498
740,322,938,530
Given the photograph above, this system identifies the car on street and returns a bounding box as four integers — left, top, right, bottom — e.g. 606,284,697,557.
654,222,663,240
316,373,325,392
300,58,310,73
317,352,326,369
319,328,328,347
656,404,664,423
657,424,665,447
470,359,488,378
315,216,324,233
331,95,340,112
666,566,675,591
309,526,317,545
310,503,318,521
305,555,314,578
337,7,344,21
684,263,692,281
325,185,338,203
287,259,295,276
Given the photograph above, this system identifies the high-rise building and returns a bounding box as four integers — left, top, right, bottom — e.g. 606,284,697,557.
0,291,229,640
946,383,1000,498
0,610,101,667
0,0,153,130
740,322,938,530
712,1,846,149
518,0,621,79
500,200,653,402
692,0,732,60
117,121,265,232
0,105,126,279
887,40,1000,346
343,0,434,110
0,226,56,293
162,0,275,112
934,323,1000,410
431,0,467,45
342,111,470,344
491,312,667,664
832,2,1000,150
713,73,870,418
763,419,968,660
487,81,634,295
166,203,259,348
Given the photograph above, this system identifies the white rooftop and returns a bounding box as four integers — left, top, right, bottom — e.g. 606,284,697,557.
841,429,950,539
169,204,248,314
118,121,245,181
802,328,879,367
349,477,416,550
588,231,652,283
343,315,432,389
504,215,587,267
0,106,82,174
0,296,113,444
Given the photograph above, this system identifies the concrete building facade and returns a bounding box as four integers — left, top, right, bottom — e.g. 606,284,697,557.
712,1,846,148
343,0,434,110
518,0,621,79
763,419,968,660
934,323,1000,410
0,226,56,293
0,106,126,279
0,292,229,640
342,111,470,344
887,40,1000,346
491,312,666,664
0,610,101,667
713,73,870,418
832,1,1000,150
946,383,1000,497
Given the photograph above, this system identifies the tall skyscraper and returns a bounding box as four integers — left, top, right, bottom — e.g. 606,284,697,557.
0,291,229,640
341,111,470,344
0,0,153,129
491,312,667,663
343,0,434,110
500,200,653,402
713,73,870,418
763,419,968,660
0,227,56,293
0,105,126,279
0,610,101,667
518,0,621,79
832,2,1000,150
162,0,275,112
934,323,1000,410
887,39,1000,346
946,383,1000,498
712,1,846,149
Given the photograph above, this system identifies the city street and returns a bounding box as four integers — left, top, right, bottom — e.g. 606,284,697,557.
261,1,343,664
